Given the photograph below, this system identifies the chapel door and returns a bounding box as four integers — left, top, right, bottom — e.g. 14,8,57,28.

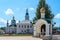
41,24,46,35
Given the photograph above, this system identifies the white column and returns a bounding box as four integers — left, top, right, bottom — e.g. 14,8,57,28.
16,25,19,34
46,24,49,35
34,25,37,36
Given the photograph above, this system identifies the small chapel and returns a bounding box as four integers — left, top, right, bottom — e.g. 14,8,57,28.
33,7,52,37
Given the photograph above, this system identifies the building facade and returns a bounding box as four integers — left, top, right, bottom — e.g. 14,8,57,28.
5,9,33,34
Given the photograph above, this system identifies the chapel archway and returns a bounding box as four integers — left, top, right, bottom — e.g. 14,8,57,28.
41,24,46,35
34,19,50,37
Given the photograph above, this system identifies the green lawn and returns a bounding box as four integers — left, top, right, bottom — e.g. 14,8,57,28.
0,34,33,36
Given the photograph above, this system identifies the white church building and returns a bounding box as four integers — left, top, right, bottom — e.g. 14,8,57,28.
5,9,33,34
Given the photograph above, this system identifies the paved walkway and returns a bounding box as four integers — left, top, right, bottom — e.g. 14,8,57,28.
0,36,42,40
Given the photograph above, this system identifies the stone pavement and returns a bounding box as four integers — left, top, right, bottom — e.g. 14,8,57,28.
0,36,42,40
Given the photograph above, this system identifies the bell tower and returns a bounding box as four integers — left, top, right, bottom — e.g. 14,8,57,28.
11,16,16,26
25,8,29,20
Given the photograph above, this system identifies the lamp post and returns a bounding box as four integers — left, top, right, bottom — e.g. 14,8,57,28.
50,19,53,40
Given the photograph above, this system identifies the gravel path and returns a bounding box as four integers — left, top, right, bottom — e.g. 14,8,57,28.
0,36,42,40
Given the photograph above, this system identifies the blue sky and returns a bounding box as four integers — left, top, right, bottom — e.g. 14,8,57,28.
0,0,60,27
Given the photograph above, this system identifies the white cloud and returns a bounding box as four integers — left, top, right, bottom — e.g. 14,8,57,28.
9,20,11,24
5,8,14,15
54,13,60,18
16,20,18,23
0,18,12,26
0,18,7,24
29,8,35,11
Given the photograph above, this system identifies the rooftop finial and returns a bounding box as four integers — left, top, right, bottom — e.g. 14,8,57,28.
26,8,28,13
7,20,9,27
13,16,14,20
40,7,45,13
7,20,8,23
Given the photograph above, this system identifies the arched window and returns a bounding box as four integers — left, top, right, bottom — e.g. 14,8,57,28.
27,25,29,28
22,30,23,32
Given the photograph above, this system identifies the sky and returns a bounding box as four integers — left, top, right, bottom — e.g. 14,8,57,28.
0,0,60,27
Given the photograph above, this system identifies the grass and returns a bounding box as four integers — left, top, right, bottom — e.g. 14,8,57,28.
0,34,33,36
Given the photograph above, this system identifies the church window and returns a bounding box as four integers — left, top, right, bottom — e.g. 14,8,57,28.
24,30,26,32
22,30,23,32
27,25,29,28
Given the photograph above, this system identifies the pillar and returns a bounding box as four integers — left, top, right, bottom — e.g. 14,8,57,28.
46,24,49,35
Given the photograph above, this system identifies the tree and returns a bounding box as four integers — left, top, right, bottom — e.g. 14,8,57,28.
33,0,54,24
0,27,5,30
